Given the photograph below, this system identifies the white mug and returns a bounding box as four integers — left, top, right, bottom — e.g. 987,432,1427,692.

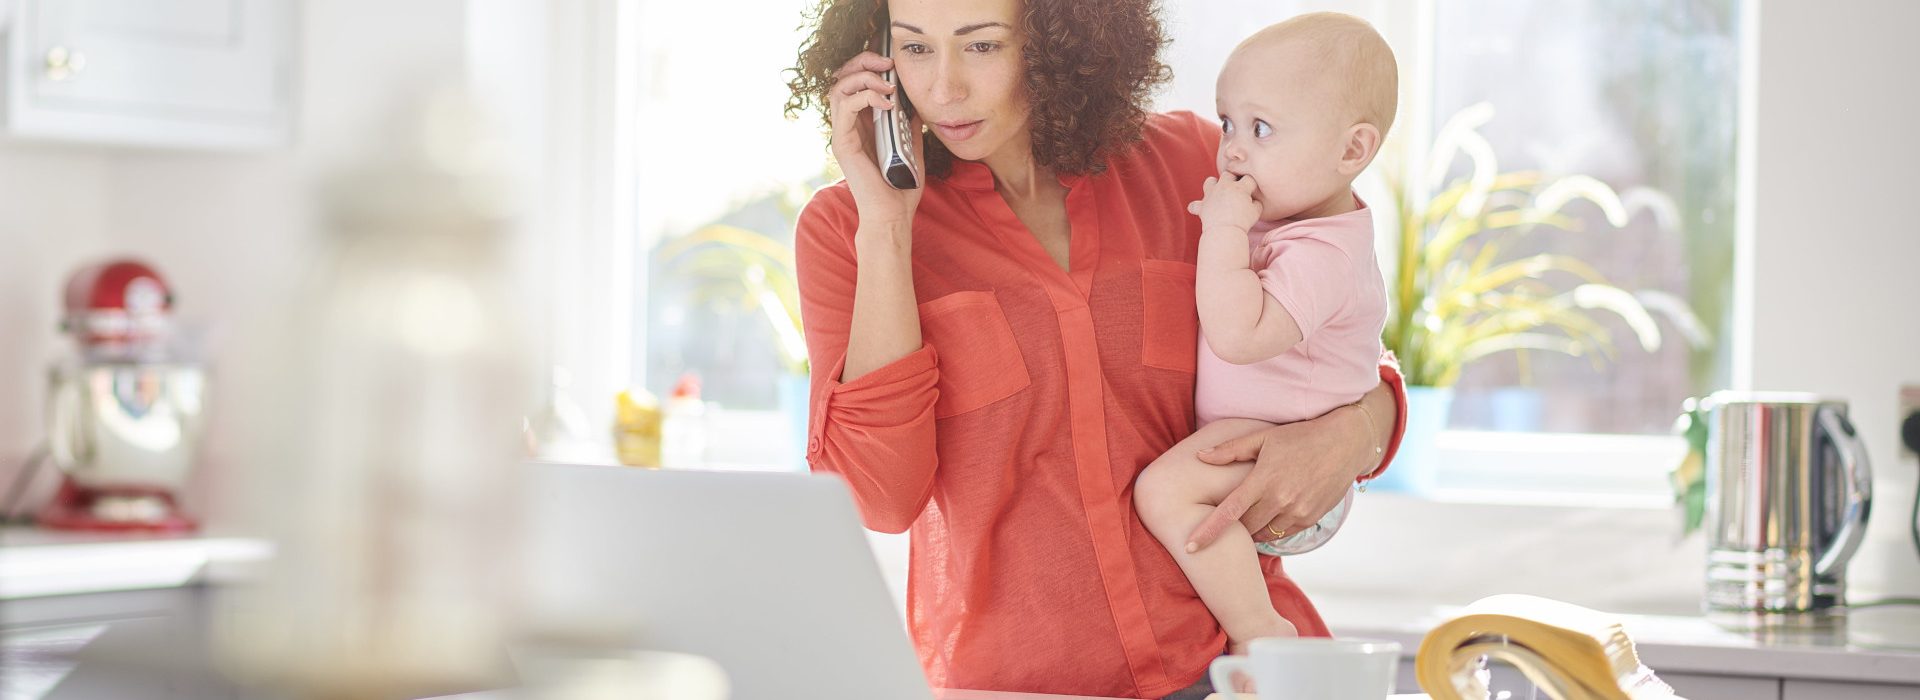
1209,637,1400,699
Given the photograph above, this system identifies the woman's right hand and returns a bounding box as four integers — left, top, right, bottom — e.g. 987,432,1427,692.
828,51,924,228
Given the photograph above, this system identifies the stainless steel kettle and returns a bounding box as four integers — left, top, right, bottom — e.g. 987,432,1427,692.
1701,391,1872,621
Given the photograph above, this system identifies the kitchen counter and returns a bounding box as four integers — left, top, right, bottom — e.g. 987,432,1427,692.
9,529,1920,698
1315,596,1920,688
0,530,1414,699
0,526,270,602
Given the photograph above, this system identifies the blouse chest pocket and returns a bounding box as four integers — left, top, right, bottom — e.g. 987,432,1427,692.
919,290,1032,419
1139,259,1199,373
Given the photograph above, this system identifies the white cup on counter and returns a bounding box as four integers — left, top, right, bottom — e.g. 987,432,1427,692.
1209,637,1400,699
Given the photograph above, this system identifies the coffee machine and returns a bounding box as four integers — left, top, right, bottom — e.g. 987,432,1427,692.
40,259,205,532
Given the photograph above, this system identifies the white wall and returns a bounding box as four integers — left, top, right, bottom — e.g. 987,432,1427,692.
0,146,113,474
1743,0,1920,602
0,0,475,518
0,137,310,520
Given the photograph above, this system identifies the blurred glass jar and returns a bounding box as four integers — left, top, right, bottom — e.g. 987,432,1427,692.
529,366,600,463
614,387,663,468
213,87,534,699
519,647,729,700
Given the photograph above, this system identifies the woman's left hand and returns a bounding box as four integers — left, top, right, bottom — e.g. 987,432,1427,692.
1184,405,1373,551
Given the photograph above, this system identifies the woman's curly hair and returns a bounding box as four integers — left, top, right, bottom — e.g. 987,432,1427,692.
783,0,1172,178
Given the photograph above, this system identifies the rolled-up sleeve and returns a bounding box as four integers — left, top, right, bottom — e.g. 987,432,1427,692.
794,185,940,533
1369,351,1409,482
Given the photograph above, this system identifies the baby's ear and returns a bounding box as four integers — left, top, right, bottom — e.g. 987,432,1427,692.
1340,123,1384,176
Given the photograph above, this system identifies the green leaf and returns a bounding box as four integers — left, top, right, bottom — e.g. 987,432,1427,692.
658,224,809,372
1380,102,1702,390
1682,478,1707,537
1457,333,1587,365
1572,284,1663,352
1533,175,1631,228
1422,173,1550,268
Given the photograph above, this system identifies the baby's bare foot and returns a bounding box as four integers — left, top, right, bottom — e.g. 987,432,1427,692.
1224,617,1300,693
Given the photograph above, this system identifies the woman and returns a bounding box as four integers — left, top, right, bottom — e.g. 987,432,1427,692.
783,0,1408,697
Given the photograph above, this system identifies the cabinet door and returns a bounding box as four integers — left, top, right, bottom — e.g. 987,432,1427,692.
1395,658,1420,695
1783,679,1920,700
8,0,290,148
1404,663,1787,700
2,586,241,700
1663,672,1781,700
1399,658,1568,698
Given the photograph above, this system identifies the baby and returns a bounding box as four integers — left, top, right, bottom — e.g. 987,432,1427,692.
1133,12,1395,654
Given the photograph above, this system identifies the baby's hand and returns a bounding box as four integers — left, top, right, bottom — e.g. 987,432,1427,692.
1187,175,1262,235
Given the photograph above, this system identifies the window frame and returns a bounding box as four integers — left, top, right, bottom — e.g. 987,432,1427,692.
1394,0,1749,507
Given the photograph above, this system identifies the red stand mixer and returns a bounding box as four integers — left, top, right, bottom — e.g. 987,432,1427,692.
37,259,205,532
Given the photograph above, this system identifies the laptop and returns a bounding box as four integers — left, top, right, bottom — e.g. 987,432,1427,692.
519,462,935,700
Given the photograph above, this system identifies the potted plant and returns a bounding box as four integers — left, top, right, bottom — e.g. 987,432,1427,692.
655,222,810,470
1670,399,1710,536
1375,103,1705,494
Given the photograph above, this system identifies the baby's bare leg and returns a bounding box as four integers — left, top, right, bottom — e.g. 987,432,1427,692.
1133,418,1297,650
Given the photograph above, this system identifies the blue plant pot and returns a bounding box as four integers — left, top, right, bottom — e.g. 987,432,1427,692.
1485,387,1544,432
777,373,811,472
1368,386,1453,495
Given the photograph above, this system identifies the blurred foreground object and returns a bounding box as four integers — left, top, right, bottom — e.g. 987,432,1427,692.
212,85,534,699
660,373,707,470
517,647,728,700
529,367,600,463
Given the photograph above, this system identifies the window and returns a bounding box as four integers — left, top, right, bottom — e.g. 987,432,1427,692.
1427,0,1739,435
1163,0,1739,439
626,1,831,468
629,0,826,400
590,0,1742,478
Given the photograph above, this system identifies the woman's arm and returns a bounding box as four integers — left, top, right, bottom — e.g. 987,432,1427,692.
791,51,943,534
825,50,926,383
843,219,922,382
796,187,939,534
1183,354,1408,551
1360,353,1409,481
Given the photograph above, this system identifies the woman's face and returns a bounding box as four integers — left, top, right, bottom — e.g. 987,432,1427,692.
886,0,1030,164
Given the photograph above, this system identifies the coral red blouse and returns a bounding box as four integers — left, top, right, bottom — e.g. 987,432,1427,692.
796,110,1408,699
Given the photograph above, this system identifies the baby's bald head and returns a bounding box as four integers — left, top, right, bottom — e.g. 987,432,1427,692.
1225,12,1398,139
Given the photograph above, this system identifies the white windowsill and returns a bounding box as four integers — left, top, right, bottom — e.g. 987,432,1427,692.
696,410,1688,510
1428,430,1686,510
690,414,1695,615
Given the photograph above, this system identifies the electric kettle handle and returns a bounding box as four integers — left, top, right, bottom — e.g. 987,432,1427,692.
1814,405,1873,578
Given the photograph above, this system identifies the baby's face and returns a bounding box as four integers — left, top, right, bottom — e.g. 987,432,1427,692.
1214,42,1354,221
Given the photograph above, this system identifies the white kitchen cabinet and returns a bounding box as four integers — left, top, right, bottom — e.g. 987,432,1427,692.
0,0,292,149
1394,659,1774,699
1393,658,1420,696
1783,679,1920,700
1395,664,1788,700
3,586,245,699
1663,672,1782,700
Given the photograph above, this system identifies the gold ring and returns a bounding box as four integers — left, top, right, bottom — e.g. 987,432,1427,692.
1267,525,1287,538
